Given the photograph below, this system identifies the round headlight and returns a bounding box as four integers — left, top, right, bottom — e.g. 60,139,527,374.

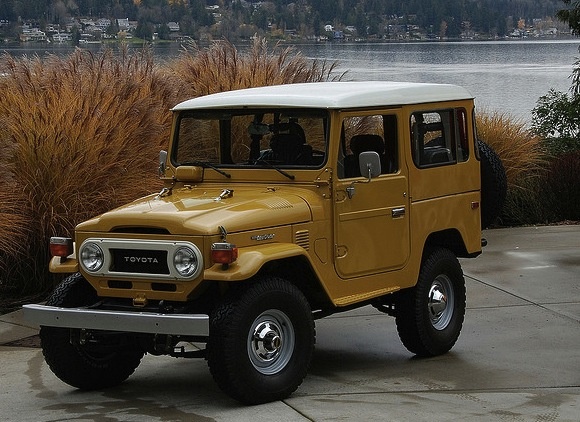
80,242,104,272
173,246,199,278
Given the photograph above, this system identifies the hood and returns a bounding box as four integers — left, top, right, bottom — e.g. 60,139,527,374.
76,186,313,235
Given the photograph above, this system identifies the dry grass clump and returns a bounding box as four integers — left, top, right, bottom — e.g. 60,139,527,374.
476,111,546,187
0,48,178,293
0,48,175,233
475,110,567,226
0,205,33,294
0,195,29,270
476,110,545,189
164,38,344,98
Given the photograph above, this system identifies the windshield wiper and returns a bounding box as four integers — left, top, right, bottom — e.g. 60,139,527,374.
187,161,231,178
254,158,295,180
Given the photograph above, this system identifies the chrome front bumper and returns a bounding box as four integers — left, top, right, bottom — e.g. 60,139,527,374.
22,304,209,337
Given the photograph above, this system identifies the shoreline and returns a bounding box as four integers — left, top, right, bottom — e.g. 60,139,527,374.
2,35,578,49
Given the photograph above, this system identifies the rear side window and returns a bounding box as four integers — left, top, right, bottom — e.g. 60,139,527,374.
410,109,468,168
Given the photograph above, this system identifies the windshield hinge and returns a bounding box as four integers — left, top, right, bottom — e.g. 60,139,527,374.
314,168,333,199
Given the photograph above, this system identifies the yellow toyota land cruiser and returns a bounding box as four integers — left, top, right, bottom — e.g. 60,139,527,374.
24,81,504,404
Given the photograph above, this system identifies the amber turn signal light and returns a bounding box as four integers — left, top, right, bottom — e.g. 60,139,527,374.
211,242,238,265
50,237,73,258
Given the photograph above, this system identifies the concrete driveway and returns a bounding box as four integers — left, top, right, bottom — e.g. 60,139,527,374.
1,226,579,421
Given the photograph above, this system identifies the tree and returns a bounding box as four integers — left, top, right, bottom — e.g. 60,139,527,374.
532,89,580,154
157,23,170,40
71,25,81,45
531,1,580,154
557,0,580,34
106,19,119,37
135,21,154,40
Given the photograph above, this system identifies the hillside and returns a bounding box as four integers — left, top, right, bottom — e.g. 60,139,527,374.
0,0,569,41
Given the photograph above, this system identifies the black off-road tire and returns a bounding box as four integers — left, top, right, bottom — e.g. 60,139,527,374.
395,248,466,357
40,273,144,390
207,277,315,404
479,139,507,229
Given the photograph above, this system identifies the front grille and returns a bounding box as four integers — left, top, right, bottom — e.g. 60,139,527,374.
79,238,202,281
110,249,170,275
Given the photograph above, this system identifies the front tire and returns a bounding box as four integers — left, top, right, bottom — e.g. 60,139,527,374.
40,273,144,390
395,248,466,357
207,277,315,404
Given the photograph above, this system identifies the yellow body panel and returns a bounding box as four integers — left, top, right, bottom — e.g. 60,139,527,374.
49,256,79,273
204,243,309,281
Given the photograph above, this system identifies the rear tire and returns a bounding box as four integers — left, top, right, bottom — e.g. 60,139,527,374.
395,248,466,357
40,273,144,390
207,277,315,404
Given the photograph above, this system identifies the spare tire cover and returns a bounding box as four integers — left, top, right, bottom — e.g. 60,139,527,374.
478,139,507,229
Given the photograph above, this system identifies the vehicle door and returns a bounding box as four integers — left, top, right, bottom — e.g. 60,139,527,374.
334,112,410,278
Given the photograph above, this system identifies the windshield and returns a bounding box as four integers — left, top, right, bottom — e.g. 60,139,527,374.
172,108,328,170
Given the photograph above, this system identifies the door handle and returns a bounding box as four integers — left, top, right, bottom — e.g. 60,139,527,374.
391,207,406,218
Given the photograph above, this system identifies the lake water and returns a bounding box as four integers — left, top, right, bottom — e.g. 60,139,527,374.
4,39,580,122
297,40,580,122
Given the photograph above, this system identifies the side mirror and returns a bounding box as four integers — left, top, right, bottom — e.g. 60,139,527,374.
359,151,381,181
159,150,168,177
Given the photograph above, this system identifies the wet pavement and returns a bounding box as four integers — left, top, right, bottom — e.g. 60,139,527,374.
1,226,579,421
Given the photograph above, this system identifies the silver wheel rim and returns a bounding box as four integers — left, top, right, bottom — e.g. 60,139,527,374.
247,309,295,375
428,275,455,330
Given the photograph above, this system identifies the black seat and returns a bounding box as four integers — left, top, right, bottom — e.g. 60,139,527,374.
269,133,312,165
345,134,386,177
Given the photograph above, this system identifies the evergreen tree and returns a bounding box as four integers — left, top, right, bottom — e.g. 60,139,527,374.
531,0,580,153
557,0,580,35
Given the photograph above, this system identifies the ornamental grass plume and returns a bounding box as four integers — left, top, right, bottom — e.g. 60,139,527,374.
164,37,344,99
0,48,177,293
476,110,552,226
476,110,545,189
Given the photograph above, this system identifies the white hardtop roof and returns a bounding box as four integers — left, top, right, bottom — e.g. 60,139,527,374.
172,81,474,111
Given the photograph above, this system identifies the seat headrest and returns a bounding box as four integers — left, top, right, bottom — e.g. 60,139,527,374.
350,134,384,156
270,133,305,151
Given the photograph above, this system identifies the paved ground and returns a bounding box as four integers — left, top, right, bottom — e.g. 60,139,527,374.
1,226,579,421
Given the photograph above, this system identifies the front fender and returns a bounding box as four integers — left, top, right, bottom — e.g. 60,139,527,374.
49,256,79,274
204,243,308,281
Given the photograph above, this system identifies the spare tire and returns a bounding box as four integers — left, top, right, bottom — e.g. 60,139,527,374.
478,139,507,229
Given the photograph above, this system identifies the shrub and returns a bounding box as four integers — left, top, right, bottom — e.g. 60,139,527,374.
0,48,177,294
501,152,580,225
532,89,580,155
475,110,552,227
544,151,580,221
499,172,555,226
476,110,545,189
